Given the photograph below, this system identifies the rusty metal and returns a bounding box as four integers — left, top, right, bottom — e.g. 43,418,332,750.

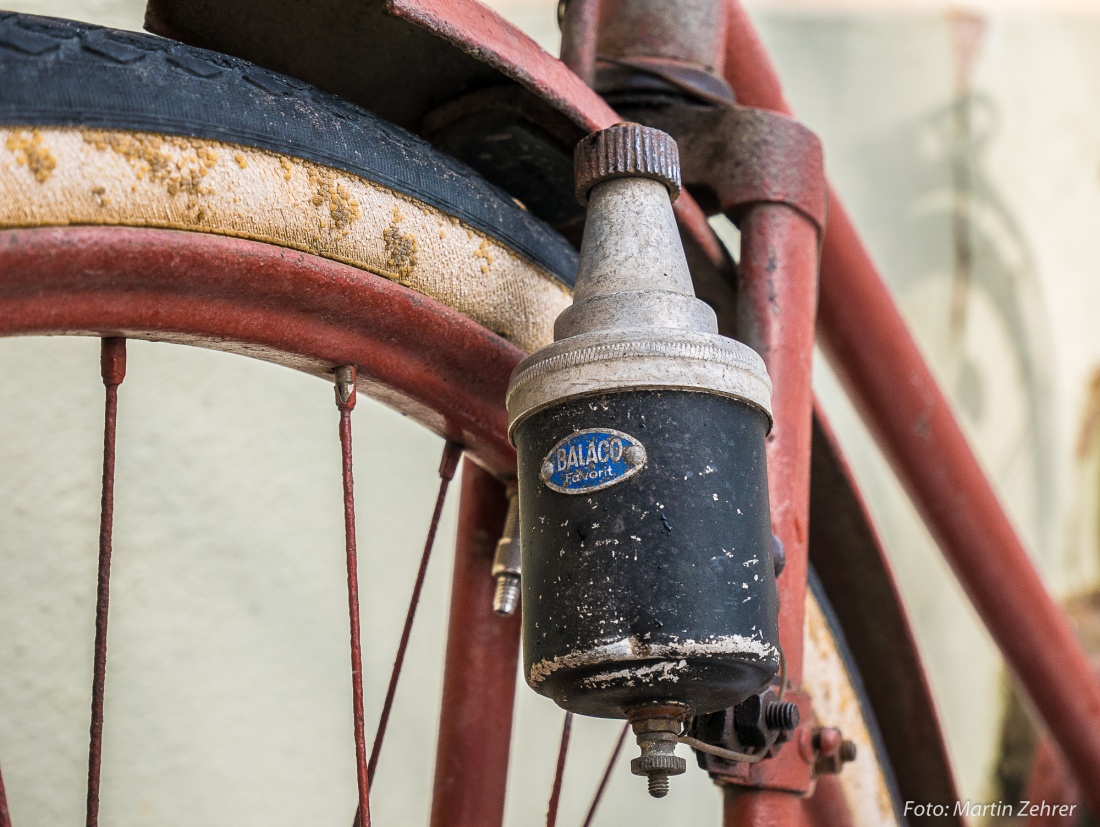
596,55,736,108
596,0,727,70
559,0,599,86
619,103,826,227
811,728,856,777
809,409,961,819
628,706,689,799
11,0,1088,817
573,122,681,204
490,482,521,616
816,200,1100,809
429,461,519,827
717,0,1100,807
688,688,801,772
547,712,574,827
0,757,8,827
0,227,522,478
86,336,125,827
695,688,815,794
336,365,372,827
734,201,819,787
360,440,463,810
802,776,857,827
723,787,806,827
581,722,631,827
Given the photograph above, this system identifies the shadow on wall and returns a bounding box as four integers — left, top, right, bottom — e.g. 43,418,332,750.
892,13,1057,558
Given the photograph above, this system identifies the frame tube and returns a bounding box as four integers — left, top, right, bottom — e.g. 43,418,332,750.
721,0,1100,806
429,461,521,827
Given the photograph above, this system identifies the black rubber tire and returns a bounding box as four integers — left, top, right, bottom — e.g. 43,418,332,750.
0,11,577,287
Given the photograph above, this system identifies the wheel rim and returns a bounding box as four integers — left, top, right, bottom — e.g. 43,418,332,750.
0,225,522,478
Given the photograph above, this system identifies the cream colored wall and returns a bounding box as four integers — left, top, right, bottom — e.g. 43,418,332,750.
2,0,1100,823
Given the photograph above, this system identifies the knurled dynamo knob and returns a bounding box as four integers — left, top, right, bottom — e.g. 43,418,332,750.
574,122,681,205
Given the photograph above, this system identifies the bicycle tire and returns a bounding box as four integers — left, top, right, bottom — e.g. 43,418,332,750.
0,11,575,354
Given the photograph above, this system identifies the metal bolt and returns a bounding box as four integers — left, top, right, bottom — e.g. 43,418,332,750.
647,774,669,798
839,739,857,763
493,574,520,616
812,727,857,776
764,700,799,731
491,485,521,615
628,706,688,798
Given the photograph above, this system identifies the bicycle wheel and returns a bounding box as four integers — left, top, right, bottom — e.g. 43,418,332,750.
0,11,910,826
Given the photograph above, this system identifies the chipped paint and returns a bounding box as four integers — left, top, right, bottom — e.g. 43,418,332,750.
528,633,778,687
581,659,688,688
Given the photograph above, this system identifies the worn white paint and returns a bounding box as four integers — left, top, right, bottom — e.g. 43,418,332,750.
529,634,777,687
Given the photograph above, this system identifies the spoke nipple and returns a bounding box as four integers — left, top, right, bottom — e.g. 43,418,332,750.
335,365,357,409
439,441,463,481
100,337,127,387
493,574,520,615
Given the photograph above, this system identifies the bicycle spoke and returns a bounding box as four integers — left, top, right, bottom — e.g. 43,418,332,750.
580,722,630,827
546,711,573,827
335,365,371,827
0,754,11,827
86,337,125,827
351,440,462,827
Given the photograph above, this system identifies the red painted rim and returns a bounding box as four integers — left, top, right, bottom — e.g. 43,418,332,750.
0,226,522,477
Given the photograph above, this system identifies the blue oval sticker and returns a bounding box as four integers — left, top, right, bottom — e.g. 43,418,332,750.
540,428,647,494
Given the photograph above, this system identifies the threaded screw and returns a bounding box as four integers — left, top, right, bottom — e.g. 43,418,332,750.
839,739,857,763
764,700,800,731
629,707,688,799
493,574,520,616
647,773,670,798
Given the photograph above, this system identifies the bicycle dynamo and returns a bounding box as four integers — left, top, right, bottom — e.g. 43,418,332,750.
506,123,782,797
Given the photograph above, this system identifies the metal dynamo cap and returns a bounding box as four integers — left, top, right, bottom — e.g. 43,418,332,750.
507,123,772,440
